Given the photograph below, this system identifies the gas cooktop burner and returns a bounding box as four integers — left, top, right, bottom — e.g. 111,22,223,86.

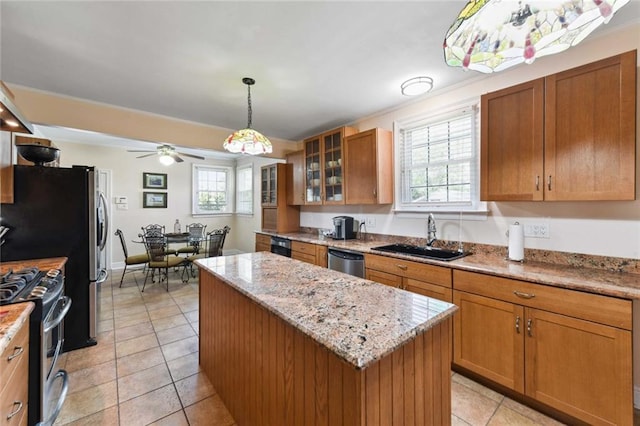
0,267,40,303
0,267,64,312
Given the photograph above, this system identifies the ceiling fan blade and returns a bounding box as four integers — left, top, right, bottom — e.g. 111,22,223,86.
177,152,205,160
170,153,184,163
136,153,157,159
128,149,155,153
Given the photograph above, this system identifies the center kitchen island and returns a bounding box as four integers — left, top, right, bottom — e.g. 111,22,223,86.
196,252,458,426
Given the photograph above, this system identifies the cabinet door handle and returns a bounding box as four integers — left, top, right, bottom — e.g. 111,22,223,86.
547,175,552,191
527,318,533,337
513,291,535,299
535,176,540,191
7,401,23,420
373,188,377,197
396,264,408,271
7,346,24,361
515,316,521,334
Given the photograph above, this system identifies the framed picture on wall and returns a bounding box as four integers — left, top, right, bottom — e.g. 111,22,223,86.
143,172,168,189
143,192,168,208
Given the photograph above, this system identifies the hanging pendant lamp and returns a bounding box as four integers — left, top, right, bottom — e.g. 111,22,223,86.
443,0,630,73
223,77,273,155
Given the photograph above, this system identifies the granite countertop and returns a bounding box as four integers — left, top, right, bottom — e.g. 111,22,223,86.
196,252,457,370
257,231,640,300
0,257,67,275
0,302,34,354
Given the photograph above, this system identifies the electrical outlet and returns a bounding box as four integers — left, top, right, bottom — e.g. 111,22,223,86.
365,217,376,228
524,222,550,238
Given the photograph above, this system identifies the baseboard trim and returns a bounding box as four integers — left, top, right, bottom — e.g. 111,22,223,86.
635,385,640,409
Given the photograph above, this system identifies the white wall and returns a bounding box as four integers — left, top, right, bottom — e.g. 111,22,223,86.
53,140,276,269
301,23,640,260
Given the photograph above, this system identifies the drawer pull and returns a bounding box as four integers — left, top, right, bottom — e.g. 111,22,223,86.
527,318,533,337
7,346,24,361
7,401,23,420
515,316,521,334
396,264,408,271
513,291,535,299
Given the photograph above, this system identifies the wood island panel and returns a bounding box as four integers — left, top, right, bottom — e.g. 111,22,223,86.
199,270,452,426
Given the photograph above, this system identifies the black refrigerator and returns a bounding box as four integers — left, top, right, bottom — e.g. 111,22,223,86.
1,164,108,351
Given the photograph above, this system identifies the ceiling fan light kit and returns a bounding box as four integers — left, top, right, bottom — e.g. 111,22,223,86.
224,77,273,155
128,143,205,164
443,0,630,73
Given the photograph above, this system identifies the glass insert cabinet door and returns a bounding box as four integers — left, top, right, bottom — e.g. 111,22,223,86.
260,164,277,206
323,131,343,204
305,136,322,203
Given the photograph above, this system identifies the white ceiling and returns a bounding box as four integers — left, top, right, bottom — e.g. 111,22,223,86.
2,1,639,152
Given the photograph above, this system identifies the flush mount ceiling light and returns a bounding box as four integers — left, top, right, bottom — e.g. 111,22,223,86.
223,77,273,155
443,0,630,73
401,76,434,96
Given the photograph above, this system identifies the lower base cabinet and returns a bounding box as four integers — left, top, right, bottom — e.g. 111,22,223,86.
291,241,327,267
255,233,270,252
453,270,632,425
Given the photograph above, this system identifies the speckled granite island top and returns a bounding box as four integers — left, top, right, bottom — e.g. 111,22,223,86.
196,252,457,369
0,302,34,354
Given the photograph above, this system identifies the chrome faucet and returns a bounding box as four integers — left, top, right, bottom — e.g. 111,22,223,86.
426,213,437,247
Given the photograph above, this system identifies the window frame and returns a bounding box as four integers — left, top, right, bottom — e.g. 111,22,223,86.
235,163,253,215
393,103,486,214
192,164,234,216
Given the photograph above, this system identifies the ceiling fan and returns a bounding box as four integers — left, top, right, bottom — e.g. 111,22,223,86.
127,144,204,163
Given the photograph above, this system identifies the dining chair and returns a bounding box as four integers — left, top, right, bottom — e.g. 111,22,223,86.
141,234,189,292
186,227,228,277
219,225,231,256
141,224,165,238
114,229,149,287
177,223,207,255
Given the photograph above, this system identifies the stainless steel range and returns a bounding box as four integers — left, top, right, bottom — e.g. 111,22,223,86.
0,266,70,426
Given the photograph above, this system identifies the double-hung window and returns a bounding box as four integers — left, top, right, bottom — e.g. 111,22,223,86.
235,164,253,215
395,105,483,212
192,164,234,215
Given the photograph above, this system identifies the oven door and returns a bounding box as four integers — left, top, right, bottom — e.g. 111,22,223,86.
40,295,71,426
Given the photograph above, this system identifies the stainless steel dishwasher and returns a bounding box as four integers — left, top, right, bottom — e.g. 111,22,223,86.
327,248,365,278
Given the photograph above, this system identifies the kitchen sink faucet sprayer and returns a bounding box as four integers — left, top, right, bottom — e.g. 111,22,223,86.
426,213,437,247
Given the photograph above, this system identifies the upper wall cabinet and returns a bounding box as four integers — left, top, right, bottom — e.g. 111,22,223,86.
303,126,357,205
343,128,393,204
481,50,637,201
285,150,304,206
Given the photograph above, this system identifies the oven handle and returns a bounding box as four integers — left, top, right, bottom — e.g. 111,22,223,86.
37,370,69,426
46,337,64,380
44,296,72,334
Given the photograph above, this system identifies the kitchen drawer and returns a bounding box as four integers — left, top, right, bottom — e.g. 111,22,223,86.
291,241,316,255
365,253,452,287
292,251,316,265
0,321,28,391
255,233,271,252
0,333,28,426
453,270,632,330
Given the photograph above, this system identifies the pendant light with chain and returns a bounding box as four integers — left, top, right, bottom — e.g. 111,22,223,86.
223,77,273,155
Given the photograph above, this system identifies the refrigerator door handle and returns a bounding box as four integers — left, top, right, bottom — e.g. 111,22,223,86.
98,191,109,251
96,268,108,284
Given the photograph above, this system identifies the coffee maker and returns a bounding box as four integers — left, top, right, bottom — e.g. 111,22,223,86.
331,216,356,240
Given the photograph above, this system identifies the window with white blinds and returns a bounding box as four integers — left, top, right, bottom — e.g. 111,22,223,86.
235,164,253,215
396,105,480,211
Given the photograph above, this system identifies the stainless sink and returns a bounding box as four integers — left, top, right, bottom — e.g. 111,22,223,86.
371,243,469,261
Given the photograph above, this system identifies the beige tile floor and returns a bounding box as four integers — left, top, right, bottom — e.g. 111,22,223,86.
53,269,630,425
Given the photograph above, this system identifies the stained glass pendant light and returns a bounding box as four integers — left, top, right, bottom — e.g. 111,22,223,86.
223,77,273,155
443,0,630,73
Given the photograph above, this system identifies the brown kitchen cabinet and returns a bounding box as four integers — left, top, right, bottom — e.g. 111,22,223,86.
260,163,300,233
481,50,636,201
0,132,13,204
254,233,271,252
291,240,327,267
0,312,29,426
343,128,393,205
453,270,632,425
303,126,357,205
285,150,304,205
364,253,452,302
